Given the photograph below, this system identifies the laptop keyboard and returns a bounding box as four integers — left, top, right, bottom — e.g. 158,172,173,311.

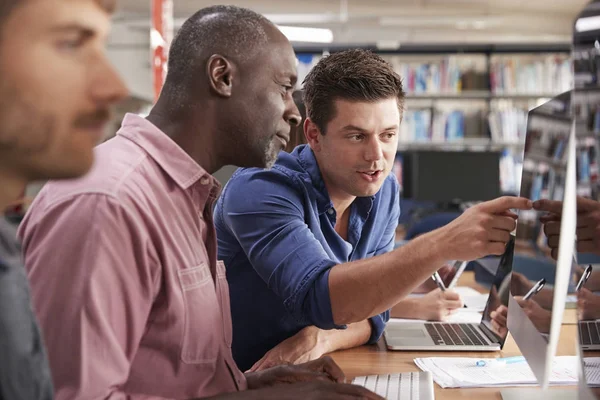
580,321,600,345
352,372,430,400
425,323,487,346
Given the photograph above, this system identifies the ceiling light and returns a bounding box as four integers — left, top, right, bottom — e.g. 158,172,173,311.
265,13,340,24
576,15,600,32
277,26,333,43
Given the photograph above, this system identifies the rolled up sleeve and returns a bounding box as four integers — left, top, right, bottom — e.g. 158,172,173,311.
20,194,162,400
220,172,344,330
367,178,400,343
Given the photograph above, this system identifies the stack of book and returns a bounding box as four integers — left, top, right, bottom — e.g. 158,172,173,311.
490,55,572,95
388,56,487,94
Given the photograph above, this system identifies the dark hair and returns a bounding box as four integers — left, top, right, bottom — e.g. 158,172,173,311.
302,49,405,133
0,0,116,34
164,5,271,101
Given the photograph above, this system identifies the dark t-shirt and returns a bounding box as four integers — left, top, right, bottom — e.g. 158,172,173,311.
0,218,53,400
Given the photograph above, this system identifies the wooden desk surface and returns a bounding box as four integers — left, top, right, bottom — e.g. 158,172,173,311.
329,271,578,399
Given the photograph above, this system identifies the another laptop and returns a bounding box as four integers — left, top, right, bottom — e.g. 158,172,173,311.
384,236,514,351
579,320,600,350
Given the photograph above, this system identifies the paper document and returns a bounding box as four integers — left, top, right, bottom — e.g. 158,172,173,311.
407,286,488,311
413,356,600,388
452,286,489,312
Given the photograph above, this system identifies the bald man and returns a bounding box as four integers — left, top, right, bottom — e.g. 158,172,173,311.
18,5,381,400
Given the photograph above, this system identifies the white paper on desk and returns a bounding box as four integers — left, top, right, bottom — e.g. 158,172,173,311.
453,286,489,311
407,286,488,312
414,356,579,388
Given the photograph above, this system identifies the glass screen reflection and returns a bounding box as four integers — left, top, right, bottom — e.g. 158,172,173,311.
574,3,600,393
509,92,572,341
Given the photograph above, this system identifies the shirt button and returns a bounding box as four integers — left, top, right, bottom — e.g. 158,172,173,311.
327,209,334,215
200,177,211,185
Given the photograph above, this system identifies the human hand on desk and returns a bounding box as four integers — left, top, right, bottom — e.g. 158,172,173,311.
249,326,328,372
417,289,463,321
246,356,345,388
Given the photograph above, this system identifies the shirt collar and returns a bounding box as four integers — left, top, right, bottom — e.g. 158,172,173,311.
117,113,220,194
295,145,374,217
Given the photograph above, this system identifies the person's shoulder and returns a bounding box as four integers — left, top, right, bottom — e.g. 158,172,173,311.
380,172,400,196
218,151,310,214
31,136,157,211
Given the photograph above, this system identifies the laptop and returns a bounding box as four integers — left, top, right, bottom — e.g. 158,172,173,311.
579,320,600,350
352,371,434,400
384,236,514,351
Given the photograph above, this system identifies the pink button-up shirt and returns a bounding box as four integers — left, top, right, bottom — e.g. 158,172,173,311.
19,114,247,399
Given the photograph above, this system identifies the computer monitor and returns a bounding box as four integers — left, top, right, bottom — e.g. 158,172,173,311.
506,91,579,393
573,2,600,398
401,150,501,202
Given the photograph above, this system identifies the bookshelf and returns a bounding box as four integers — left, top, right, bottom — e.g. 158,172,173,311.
295,44,572,195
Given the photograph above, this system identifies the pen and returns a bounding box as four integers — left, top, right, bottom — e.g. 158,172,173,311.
431,271,446,292
523,278,546,300
448,260,469,289
475,356,526,367
576,265,593,292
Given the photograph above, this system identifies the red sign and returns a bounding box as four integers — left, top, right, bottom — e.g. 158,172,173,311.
151,0,173,102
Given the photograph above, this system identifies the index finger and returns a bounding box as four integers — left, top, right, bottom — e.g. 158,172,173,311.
306,356,346,383
478,196,533,214
533,199,563,215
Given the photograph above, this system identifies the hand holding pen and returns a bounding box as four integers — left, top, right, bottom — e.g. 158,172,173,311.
523,278,546,300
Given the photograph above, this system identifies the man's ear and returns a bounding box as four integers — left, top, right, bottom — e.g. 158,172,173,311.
304,118,323,152
207,54,234,98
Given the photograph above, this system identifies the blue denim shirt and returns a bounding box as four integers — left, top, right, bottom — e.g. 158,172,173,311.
214,145,400,371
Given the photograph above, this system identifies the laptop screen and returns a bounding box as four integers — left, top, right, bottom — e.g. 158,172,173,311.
479,234,515,346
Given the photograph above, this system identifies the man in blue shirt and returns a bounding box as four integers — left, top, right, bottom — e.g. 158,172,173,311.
215,49,532,372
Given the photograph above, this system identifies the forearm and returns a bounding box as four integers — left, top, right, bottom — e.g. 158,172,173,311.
320,320,372,354
329,229,448,325
390,298,422,320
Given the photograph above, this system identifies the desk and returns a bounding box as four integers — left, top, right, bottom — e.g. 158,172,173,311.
329,271,578,399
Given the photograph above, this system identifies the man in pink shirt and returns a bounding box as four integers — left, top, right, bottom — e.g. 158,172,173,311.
19,5,381,400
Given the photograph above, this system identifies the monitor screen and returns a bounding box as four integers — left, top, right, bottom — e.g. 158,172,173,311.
507,91,574,387
402,151,501,202
573,6,600,395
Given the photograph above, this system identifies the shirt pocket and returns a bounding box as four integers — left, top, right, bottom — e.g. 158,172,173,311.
215,260,233,348
178,264,221,364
